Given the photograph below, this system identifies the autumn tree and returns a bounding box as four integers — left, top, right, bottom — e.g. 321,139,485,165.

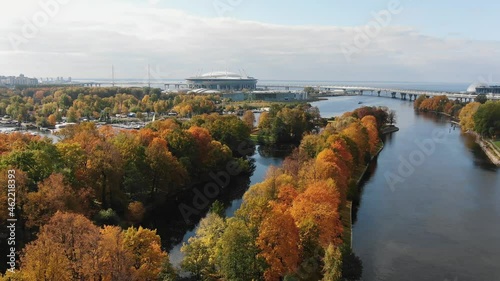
145,137,187,198
341,121,369,164
414,95,427,109
257,207,301,281
0,169,29,224
21,237,73,281
98,226,134,281
243,110,255,128
281,148,310,182
290,180,343,248
322,244,342,281
187,126,212,156
459,102,481,132
299,134,325,158
236,180,276,231
315,149,349,204
21,212,101,280
127,201,146,225
122,226,168,281
181,213,226,279
24,173,80,228
259,111,270,129
47,114,57,126
85,138,124,210
361,115,380,155
196,114,252,156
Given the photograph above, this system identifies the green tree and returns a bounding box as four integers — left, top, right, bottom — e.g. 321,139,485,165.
216,218,264,281
473,101,500,138
322,244,342,281
475,94,488,104
181,213,226,280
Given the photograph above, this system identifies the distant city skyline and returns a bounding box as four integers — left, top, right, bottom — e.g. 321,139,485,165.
1,0,500,83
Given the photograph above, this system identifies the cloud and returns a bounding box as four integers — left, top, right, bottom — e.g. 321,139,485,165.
0,0,499,82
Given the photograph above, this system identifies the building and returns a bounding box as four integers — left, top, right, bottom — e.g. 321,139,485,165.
39,77,72,84
0,76,14,85
186,71,257,91
466,83,500,95
0,74,38,86
476,86,500,95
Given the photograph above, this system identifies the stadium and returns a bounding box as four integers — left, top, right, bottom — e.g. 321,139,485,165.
186,71,258,91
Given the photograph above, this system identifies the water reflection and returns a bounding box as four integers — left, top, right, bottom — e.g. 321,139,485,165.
343,96,500,281
163,95,499,279
166,144,288,267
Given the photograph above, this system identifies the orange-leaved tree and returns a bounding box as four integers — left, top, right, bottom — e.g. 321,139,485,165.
290,180,343,248
257,206,301,281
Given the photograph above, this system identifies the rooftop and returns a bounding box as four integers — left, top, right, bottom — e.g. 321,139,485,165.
187,71,256,80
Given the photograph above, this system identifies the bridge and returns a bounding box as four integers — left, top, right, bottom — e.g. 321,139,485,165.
258,84,500,101
71,81,500,101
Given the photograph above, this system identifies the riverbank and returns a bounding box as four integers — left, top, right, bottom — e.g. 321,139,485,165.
344,138,388,249
468,131,500,166
437,113,500,167
380,125,399,135
318,94,500,281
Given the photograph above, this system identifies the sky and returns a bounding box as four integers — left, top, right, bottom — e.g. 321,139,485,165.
0,0,499,83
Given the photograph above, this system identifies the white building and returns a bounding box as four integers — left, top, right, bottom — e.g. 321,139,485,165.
0,74,38,86
186,71,258,91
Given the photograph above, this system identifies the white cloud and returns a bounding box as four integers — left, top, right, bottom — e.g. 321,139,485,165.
0,0,499,82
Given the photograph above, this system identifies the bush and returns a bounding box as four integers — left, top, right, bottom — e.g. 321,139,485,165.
94,208,121,226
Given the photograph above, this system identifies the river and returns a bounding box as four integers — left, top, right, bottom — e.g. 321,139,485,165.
168,94,500,280
314,95,500,281
167,145,288,266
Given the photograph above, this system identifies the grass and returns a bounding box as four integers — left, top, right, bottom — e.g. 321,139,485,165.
250,134,259,142
494,141,500,150
341,201,353,248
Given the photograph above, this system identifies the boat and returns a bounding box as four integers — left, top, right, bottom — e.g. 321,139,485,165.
358,101,363,104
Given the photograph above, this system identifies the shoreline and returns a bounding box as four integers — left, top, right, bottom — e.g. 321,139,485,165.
347,130,392,248
468,131,500,166
380,125,399,135
418,109,500,166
